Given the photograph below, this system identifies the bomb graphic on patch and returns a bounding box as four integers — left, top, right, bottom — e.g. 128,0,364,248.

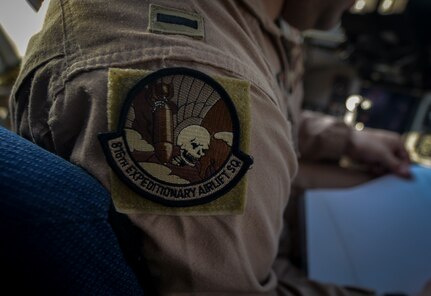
99,68,252,207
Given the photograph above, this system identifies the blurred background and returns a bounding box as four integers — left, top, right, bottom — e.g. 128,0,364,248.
0,0,48,129
1,0,430,164
302,0,431,165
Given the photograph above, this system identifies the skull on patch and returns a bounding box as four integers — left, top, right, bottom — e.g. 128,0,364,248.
176,125,210,167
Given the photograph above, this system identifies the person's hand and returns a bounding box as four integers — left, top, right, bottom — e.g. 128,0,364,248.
345,128,412,179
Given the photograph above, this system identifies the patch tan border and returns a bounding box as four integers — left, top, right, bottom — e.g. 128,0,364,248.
101,68,252,215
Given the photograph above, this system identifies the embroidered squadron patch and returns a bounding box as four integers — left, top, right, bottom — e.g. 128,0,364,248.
99,68,253,209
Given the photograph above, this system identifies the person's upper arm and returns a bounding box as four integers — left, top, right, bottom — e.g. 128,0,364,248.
298,110,352,161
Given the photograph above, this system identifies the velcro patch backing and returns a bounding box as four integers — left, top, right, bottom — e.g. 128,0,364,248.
148,4,205,40
102,68,251,215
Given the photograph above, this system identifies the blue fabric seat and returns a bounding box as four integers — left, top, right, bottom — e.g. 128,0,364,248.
0,126,145,295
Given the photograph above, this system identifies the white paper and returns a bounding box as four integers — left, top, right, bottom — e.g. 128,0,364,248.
305,165,431,296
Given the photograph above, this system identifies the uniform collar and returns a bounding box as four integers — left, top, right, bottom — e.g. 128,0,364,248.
237,0,283,37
